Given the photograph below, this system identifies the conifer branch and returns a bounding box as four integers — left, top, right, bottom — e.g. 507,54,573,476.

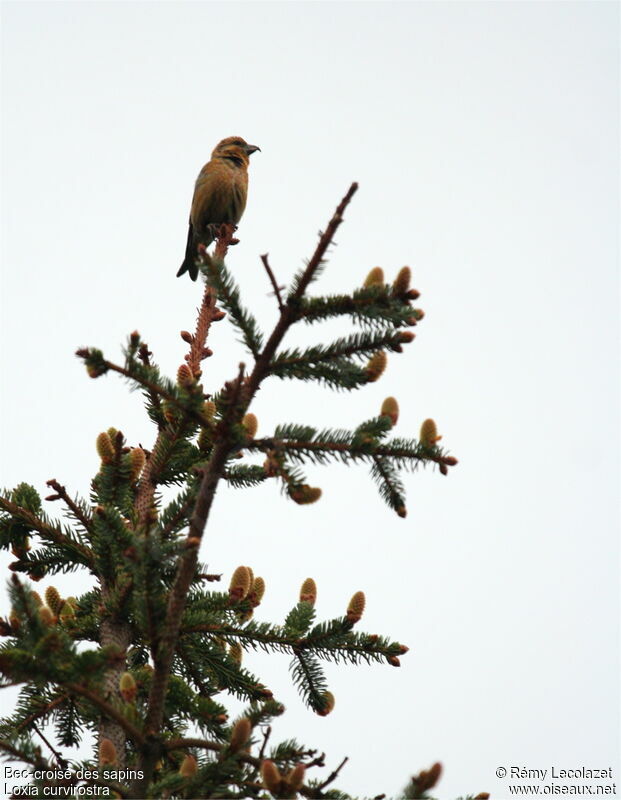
45,480,93,538
31,722,68,768
66,683,145,745
288,182,358,301
296,287,421,328
136,189,359,790
243,184,359,401
176,644,212,698
1,183,461,799
0,496,94,569
137,341,164,428
184,285,218,378
141,365,246,781
181,623,406,664
0,738,48,769
0,739,127,799
372,455,406,516
158,494,195,540
271,329,409,371
202,242,263,358
290,650,328,712
77,355,213,430
15,695,68,733
164,737,259,768
258,725,271,761
248,435,455,470
164,738,324,798
223,464,267,488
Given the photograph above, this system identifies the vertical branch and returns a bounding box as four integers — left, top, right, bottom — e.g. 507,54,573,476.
291,182,358,301
131,226,240,796
133,371,245,798
245,182,358,397
184,286,220,378
143,366,246,732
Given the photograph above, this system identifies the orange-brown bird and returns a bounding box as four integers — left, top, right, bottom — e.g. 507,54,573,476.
177,136,261,280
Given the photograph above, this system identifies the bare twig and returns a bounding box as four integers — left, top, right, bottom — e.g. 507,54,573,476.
317,756,349,790
260,253,284,311
305,751,326,768
258,725,271,761
291,183,358,301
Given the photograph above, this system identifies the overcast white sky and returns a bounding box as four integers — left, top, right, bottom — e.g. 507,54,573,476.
1,2,619,798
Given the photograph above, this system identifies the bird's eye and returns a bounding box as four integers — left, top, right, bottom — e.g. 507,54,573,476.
230,139,245,147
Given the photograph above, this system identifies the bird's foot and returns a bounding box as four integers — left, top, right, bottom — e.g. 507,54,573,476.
217,223,239,245
213,223,240,258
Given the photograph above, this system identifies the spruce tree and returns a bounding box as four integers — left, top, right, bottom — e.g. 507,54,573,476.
0,184,477,799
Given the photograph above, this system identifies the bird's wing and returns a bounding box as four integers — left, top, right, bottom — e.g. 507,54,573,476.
191,160,225,227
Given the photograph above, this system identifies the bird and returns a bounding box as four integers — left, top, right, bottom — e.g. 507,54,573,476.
177,136,261,280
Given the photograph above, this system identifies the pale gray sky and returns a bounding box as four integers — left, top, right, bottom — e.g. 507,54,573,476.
1,2,619,798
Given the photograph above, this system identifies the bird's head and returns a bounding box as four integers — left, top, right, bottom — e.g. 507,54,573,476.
212,136,261,166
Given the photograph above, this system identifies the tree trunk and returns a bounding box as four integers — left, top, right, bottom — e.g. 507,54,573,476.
99,616,131,768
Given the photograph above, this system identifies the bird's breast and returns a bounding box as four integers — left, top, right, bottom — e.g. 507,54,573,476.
192,160,248,231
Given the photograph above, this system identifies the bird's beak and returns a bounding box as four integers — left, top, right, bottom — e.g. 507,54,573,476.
245,144,261,155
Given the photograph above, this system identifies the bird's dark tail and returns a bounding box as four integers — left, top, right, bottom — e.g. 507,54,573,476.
177,222,199,281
